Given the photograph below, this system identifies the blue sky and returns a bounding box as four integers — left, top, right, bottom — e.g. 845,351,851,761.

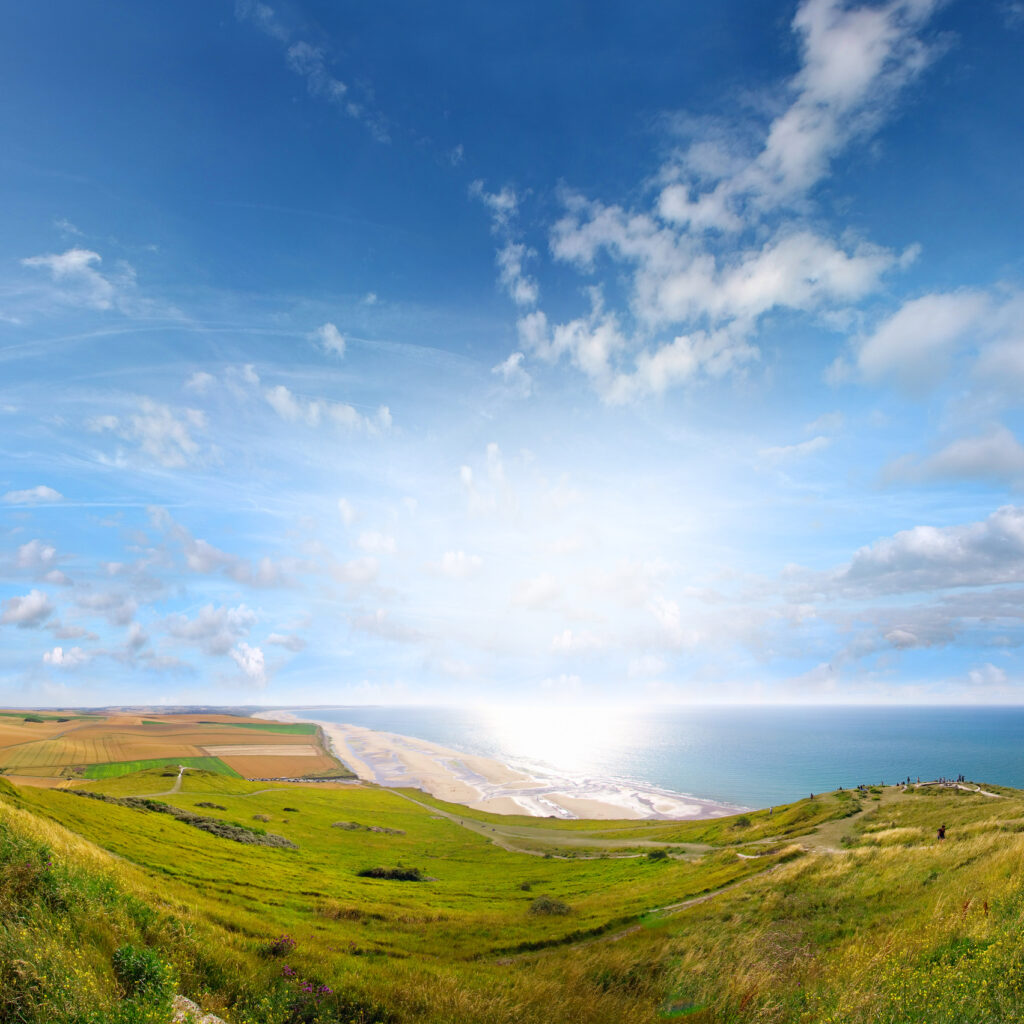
2,0,1024,708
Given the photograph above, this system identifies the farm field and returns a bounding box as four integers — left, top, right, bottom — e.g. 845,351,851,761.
0,710,353,783
4,769,1024,1024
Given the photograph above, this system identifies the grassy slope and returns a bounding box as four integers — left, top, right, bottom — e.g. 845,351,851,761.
4,774,1024,1023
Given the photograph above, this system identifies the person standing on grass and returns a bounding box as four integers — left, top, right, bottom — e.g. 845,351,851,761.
937,824,946,841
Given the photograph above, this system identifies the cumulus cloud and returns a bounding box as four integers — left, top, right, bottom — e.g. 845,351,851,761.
511,573,561,609
263,383,391,434
1,590,55,628
75,590,137,626
551,629,605,653
150,508,291,587
315,322,345,358
835,505,1024,595
490,0,947,402
43,645,90,668
357,531,397,556
267,632,306,652
337,498,356,525
428,550,483,579
165,603,256,656
851,291,990,391
21,248,129,311
2,485,63,504
471,181,540,309
230,642,267,686
88,399,209,469
886,428,1024,488
14,539,69,585
491,351,533,398
184,371,215,394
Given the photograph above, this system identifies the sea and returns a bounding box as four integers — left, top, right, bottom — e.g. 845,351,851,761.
282,705,1024,811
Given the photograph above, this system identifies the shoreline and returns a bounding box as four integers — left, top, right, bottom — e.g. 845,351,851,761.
254,710,739,821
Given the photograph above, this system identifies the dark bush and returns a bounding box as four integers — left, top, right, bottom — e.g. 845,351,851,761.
357,866,425,882
529,896,571,916
261,934,297,958
111,943,175,999
646,848,670,861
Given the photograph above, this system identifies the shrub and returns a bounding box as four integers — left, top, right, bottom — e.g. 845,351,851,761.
195,802,227,810
529,896,571,916
261,934,297,958
283,807,300,812
111,944,175,1000
23,714,45,723
647,848,670,861
357,866,425,881
732,815,752,829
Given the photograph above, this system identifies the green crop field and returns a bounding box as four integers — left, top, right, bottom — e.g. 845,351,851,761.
3,773,1024,1024
82,756,242,779
196,721,319,735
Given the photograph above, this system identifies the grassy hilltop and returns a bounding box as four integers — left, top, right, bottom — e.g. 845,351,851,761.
3,771,1024,1024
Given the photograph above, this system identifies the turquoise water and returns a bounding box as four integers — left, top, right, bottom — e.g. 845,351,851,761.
288,705,1023,810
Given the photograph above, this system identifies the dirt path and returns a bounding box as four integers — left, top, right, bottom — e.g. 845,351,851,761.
387,788,711,859
139,765,186,797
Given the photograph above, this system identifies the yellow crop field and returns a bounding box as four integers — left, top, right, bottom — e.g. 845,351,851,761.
0,713,341,783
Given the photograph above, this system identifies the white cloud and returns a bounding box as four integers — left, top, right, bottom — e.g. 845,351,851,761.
236,3,389,141
43,645,90,668
838,504,1024,595
185,371,215,394
88,399,208,469
150,507,290,587
263,383,390,434
357,531,397,556
75,590,137,626
14,539,69,584
2,485,63,504
230,642,267,686
1,589,55,628
337,498,356,525
511,573,561,609
428,550,483,579
315,322,346,358
491,351,533,398
165,603,256,656
267,632,306,652
21,248,123,310
471,181,540,308
760,435,831,461
499,0,946,402
891,428,1024,488
628,654,667,678
854,291,990,390
551,629,605,653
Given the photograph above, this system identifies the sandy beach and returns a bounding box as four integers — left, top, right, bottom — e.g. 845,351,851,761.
255,711,736,820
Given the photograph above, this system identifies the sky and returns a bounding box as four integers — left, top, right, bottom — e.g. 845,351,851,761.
2,0,1024,709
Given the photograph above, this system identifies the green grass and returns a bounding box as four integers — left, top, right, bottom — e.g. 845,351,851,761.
6,775,1024,1023
82,756,241,779
196,720,319,734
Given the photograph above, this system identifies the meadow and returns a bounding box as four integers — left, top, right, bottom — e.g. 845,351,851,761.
4,760,1024,1023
